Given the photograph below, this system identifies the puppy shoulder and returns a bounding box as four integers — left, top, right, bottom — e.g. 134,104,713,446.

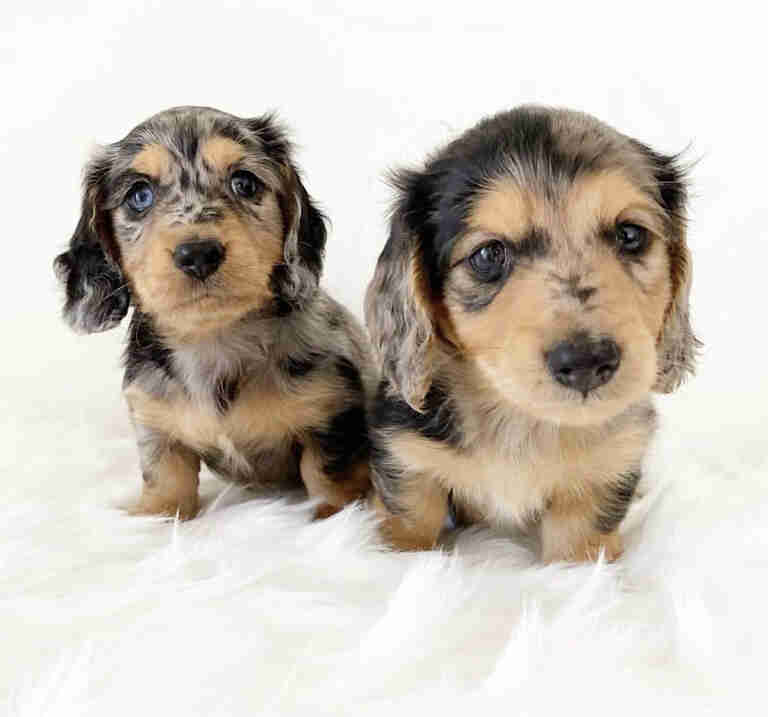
371,379,464,447
289,289,377,396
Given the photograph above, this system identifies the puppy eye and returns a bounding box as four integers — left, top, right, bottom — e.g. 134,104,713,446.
231,170,264,199
125,182,154,213
468,240,508,281
615,222,649,254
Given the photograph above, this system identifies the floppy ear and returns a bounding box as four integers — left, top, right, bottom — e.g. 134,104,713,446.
53,155,130,333
248,114,327,312
644,149,700,392
365,187,439,412
277,166,327,310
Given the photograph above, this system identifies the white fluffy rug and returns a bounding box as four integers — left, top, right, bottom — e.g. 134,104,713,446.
3,355,767,714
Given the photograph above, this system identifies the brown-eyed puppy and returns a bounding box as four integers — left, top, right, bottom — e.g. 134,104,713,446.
365,106,697,562
54,107,374,520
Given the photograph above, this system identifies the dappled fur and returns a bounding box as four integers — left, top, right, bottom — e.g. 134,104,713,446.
366,106,697,562
54,106,374,518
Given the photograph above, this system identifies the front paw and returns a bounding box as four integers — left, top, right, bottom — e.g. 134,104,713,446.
542,531,624,564
131,492,200,521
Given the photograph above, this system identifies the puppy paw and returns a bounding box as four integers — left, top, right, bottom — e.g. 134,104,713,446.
542,531,624,564
130,493,200,521
313,502,341,520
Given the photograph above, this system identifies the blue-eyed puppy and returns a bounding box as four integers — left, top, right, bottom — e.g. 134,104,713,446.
366,106,697,561
55,106,374,519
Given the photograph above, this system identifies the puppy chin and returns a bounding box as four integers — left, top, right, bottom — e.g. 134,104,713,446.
521,389,642,427
149,294,264,340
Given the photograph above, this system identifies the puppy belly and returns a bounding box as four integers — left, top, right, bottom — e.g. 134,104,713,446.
200,434,301,487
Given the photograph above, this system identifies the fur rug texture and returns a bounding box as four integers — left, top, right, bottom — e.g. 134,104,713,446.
3,1,766,714
3,334,767,715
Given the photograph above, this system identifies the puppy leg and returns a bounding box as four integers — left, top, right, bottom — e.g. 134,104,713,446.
300,440,370,519
300,397,372,518
372,475,449,551
540,487,627,563
134,426,200,520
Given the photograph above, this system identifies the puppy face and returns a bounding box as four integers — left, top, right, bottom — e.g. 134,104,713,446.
366,107,697,426
55,107,326,339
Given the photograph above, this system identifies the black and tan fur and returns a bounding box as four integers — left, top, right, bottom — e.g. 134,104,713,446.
366,106,697,561
55,107,373,519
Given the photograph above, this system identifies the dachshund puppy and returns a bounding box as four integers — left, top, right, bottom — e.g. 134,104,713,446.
55,107,373,520
366,106,697,561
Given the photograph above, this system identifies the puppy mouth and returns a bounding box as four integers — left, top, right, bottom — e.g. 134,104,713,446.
177,291,219,306
170,286,234,311
174,290,240,307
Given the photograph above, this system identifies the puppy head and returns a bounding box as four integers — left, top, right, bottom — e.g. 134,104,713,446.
54,107,326,338
366,106,697,425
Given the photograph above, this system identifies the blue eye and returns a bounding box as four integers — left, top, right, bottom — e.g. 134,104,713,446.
125,182,155,212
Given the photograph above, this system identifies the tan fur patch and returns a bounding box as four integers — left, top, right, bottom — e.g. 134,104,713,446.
565,170,665,241
201,136,247,172
124,376,341,457
464,179,535,238
372,479,448,551
130,144,173,181
540,493,623,563
135,444,200,520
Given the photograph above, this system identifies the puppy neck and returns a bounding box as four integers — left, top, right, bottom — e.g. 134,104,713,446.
126,305,304,401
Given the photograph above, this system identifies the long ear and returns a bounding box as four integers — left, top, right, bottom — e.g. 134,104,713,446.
365,197,437,412
278,166,327,309
53,155,130,333
643,148,700,392
248,114,327,312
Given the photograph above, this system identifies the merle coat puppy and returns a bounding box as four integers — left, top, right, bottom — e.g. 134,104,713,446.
55,107,374,519
365,106,697,561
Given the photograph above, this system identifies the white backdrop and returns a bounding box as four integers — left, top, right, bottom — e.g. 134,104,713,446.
2,1,767,713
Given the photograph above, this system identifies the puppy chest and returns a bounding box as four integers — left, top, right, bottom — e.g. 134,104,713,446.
391,425,647,527
448,451,564,526
124,380,332,453
391,432,561,523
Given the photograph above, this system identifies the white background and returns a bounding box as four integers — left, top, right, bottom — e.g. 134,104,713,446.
2,1,767,711
2,0,766,422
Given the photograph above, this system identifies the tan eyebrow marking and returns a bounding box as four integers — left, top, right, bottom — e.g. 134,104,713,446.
566,170,664,237
201,136,247,173
130,144,174,180
466,178,531,237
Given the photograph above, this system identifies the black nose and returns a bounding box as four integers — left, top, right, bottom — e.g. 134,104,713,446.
172,239,225,281
545,335,621,396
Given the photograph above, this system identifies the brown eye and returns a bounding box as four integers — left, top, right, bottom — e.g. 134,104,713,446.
615,222,649,255
468,240,508,281
231,170,264,199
